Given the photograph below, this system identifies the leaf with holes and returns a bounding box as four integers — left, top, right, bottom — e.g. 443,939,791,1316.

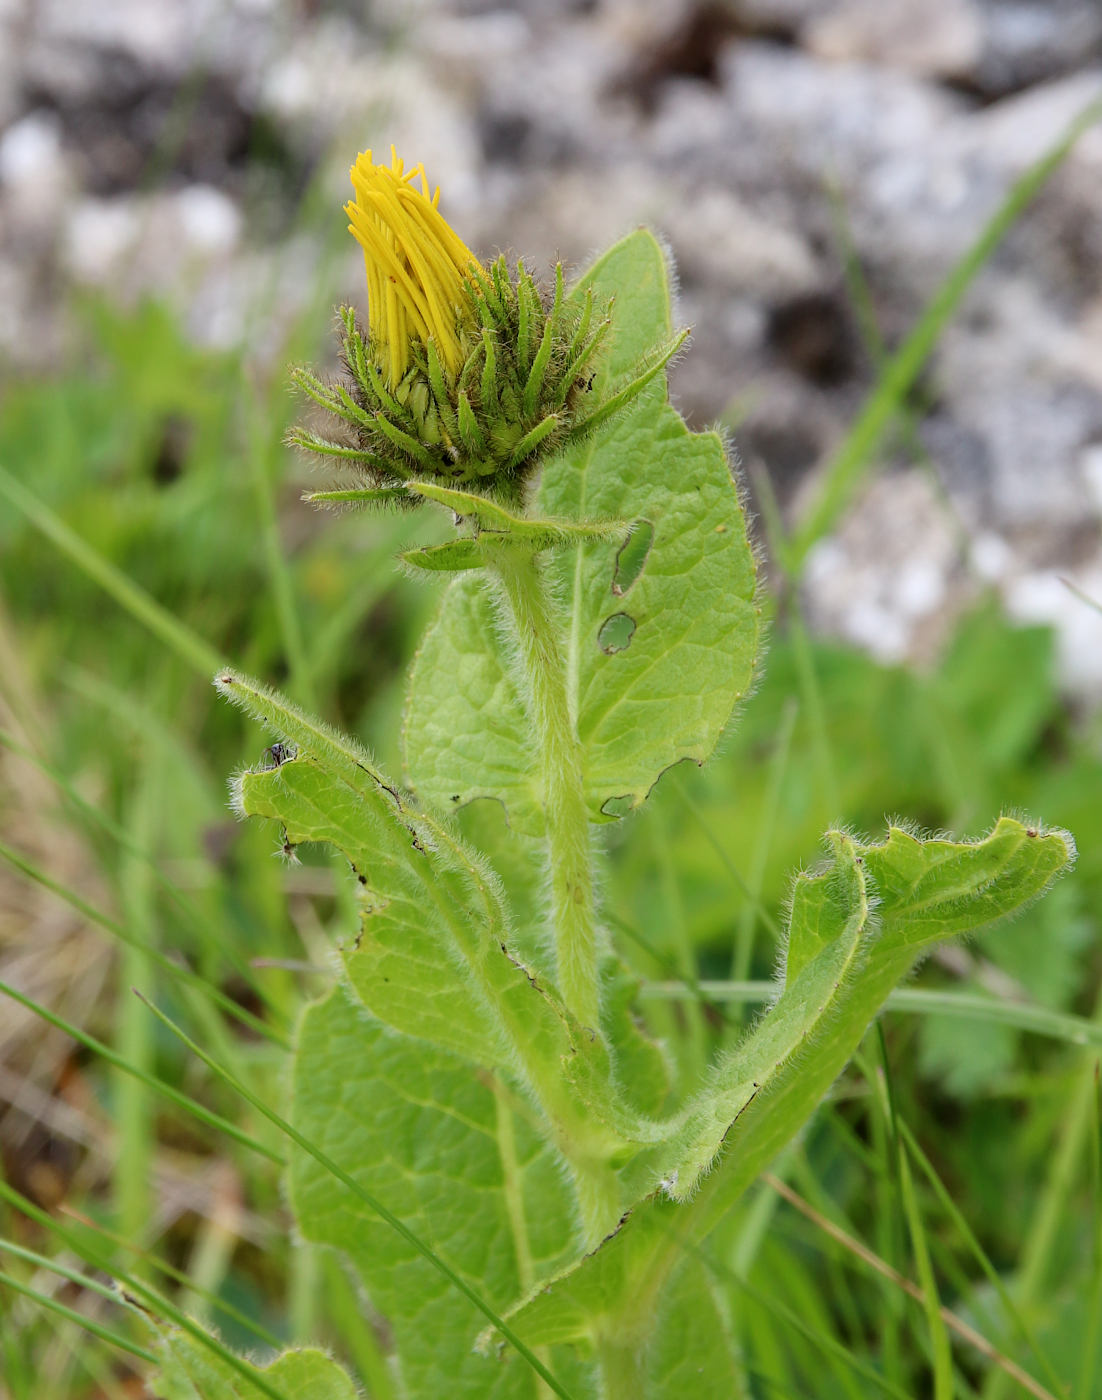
218,668,665,1243
403,230,761,834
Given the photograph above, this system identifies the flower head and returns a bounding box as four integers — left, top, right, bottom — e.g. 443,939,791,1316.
290,145,680,508
346,147,478,387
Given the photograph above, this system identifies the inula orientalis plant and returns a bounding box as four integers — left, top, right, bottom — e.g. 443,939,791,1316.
142,147,1074,1399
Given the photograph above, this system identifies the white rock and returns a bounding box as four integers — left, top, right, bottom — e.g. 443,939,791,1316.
962,68,1102,176
35,0,195,69
805,0,983,79
895,557,948,619
974,1,1102,94
175,184,241,256
62,197,141,282
970,532,1014,582
844,596,911,663
1004,566,1102,698
799,471,960,664
0,110,64,187
1082,443,1102,515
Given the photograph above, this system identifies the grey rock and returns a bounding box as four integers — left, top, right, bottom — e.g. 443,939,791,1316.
970,0,1102,98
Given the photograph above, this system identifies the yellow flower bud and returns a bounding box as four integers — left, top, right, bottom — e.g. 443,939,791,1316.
346,147,478,387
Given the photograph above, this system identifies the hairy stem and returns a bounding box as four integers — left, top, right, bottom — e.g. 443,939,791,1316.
490,547,601,1029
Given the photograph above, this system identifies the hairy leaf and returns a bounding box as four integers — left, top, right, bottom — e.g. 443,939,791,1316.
223,669,582,1083
289,985,584,1399
494,818,1073,1356
220,670,661,1232
150,1334,357,1400
646,1261,741,1399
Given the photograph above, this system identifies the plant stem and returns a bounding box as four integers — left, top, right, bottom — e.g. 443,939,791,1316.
491,547,601,1029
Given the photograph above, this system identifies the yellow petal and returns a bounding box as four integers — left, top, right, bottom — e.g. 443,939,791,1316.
345,148,478,385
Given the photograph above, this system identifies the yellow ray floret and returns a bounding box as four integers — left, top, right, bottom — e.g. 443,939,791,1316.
346,147,478,386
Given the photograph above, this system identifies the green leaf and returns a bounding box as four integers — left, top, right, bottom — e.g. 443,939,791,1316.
289,985,582,1399
400,538,486,572
494,817,1074,1356
304,486,413,505
857,816,1073,953
403,577,543,831
645,1261,741,1399
220,669,562,1077
602,958,673,1120
150,1333,357,1400
404,231,761,831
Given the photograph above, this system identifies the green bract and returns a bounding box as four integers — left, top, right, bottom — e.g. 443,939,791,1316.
289,255,684,502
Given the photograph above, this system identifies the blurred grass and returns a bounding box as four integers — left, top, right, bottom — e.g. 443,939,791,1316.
0,105,1100,1400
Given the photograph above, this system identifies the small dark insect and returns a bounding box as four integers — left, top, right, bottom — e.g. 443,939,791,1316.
262,742,297,769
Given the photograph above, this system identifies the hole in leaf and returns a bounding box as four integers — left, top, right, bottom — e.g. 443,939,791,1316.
600,794,637,819
597,612,636,654
612,519,654,596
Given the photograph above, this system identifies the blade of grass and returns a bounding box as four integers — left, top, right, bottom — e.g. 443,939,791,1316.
641,980,1102,1049
0,1237,127,1309
649,804,708,1077
980,985,1102,1399
321,1251,396,1400
244,388,316,711
0,978,284,1164
730,698,798,986
0,463,223,678
116,766,157,1257
898,1120,1065,1397
668,776,782,939
825,176,971,560
787,98,1102,574
58,1204,283,1352
665,1225,914,1399
788,608,841,821
134,990,578,1400
787,1145,872,1365
1,1286,33,1400
762,1175,1061,1400
862,1038,906,1390
1,1195,293,1400
0,1178,283,1357
880,1031,954,1400
0,1269,156,1366
765,1232,866,1400
1077,1063,1102,1399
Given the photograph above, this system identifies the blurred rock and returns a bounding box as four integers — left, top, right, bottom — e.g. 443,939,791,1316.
801,471,960,665
805,0,983,79
969,0,1102,98
1,0,1101,693
1005,565,1102,699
